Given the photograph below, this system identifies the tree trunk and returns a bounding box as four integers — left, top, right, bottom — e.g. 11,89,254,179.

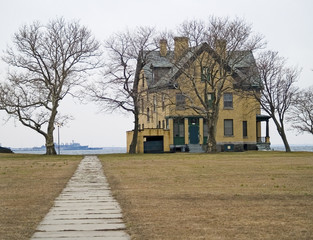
128,52,143,154
129,110,139,154
277,123,291,152
207,126,217,152
206,114,218,153
45,135,56,155
272,116,291,152
45,105,58,155
280,130,291,152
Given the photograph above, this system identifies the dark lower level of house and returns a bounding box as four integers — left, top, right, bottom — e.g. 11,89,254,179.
170,142,271,153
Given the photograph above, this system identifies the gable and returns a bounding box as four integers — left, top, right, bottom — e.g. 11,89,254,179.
142,42,261,90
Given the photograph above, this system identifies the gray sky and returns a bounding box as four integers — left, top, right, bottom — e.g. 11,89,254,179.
0,0,313,148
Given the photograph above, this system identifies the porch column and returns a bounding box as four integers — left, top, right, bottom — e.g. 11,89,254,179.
199,118,203,145
265,119,270,143
169,118,174,145
256,121,259,142
184,118,189,144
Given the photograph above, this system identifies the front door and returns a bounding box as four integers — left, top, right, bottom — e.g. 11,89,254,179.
189,125,199,144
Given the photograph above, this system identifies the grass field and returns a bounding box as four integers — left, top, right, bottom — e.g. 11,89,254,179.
99,151,313,240
0,154,81,240
1,152,312,240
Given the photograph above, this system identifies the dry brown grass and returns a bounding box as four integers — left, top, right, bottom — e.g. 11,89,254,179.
100,151,313,240
0,153,81,240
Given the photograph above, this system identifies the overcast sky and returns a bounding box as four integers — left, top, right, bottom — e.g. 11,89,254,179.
0,0,313,148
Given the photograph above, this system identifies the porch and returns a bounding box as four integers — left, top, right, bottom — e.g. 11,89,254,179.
256,115,271,150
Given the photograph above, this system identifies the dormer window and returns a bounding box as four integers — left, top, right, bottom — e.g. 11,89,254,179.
152,67,171,83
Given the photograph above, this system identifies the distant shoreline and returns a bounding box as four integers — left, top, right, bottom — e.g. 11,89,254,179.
12,147,127,155
9,145,313,154
9,141,127,154
270,144,313,152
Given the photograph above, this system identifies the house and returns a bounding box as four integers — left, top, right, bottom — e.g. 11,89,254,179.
127,37,271,153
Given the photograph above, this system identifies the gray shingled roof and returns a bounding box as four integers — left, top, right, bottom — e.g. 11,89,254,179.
142,43,261,89
142,51,173,88
232,51,261,87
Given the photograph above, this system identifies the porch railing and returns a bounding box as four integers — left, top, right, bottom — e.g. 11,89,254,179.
257,137,270,144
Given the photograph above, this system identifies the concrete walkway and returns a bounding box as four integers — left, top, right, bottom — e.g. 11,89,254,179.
31,156,130,240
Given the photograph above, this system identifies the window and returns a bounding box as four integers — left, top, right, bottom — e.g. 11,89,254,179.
207,92,214,108
141,99,144,113
201,66,210,82
243,121,248,137
224,119,233,136
162,93,165,111
147,108,150,122
153,67,171,83
162,120,165,129
224,93,233,108
153,96,157,112
176,93,186,110
173,118,185,137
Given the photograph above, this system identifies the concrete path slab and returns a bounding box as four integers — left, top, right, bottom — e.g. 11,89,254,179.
31,156,130,240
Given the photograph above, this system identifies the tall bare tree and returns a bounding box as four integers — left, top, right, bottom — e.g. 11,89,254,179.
289,87,313,135
0,18,101,155
252,51,299,152
172,17,264,152
87,27,157,153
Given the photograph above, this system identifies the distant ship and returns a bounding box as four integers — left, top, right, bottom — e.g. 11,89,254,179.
17,141,102,151
56,141,102,151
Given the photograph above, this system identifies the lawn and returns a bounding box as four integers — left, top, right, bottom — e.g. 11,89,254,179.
1,152,312,240
99,151,313,240
0,154,81,240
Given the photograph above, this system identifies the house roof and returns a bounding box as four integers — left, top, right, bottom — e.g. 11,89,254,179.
142,42,261,90
142,51,173,88
256,114,271,121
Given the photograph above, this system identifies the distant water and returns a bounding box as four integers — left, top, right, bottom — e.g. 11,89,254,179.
12,147,126,155
271,145,313,152
11,145,313,154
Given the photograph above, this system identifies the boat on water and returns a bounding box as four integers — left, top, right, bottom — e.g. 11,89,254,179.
57,142,90,150
16,141,102,151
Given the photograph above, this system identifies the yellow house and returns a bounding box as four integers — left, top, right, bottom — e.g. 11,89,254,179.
127,37,270,153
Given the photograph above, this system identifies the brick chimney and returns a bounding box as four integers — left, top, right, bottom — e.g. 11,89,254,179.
174,37,189,60
159,39,167,57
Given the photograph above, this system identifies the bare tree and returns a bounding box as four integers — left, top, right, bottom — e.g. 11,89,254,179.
252,51,299,152
0,18,102,155
289,87,313,135
87,27,157,154
172,17,264,152
177,19,207,46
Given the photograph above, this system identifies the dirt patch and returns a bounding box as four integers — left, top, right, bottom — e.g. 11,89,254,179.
100,152,313,239
0,154,81,240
